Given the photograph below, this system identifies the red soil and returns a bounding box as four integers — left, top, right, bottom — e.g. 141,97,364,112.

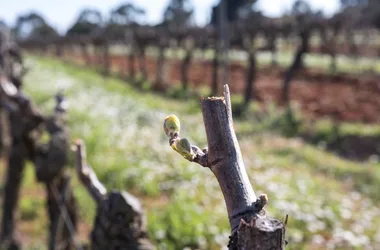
65,52,380,123
310,44,380,58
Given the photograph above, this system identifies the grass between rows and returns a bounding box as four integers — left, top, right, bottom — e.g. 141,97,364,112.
2,55,379,249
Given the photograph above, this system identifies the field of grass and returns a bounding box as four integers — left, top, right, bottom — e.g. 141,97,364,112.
1,55,380,249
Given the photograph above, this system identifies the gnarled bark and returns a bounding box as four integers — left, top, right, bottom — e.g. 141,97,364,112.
244,49,257,106
103,40,110,76
35,112,79,250
154,44,166,90
282,30,310,104
181,49,192,90
211,45,219,96
74,140,155,250
0,92,44,250
45,175,78,250
128,46,135,80
138,47,147,81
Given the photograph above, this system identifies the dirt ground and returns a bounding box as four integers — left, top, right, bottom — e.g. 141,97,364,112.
67,52,380,123
310,44,380,58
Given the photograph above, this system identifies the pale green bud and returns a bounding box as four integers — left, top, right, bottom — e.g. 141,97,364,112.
164,114,180,138
171,138,195,161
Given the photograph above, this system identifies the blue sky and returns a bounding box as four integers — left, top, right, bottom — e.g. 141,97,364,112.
0,0,340,33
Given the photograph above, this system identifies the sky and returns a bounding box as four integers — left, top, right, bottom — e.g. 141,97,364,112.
0,0,340,33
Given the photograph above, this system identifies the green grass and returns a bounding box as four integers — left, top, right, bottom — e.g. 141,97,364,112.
235,102,380,150
7,55,380,249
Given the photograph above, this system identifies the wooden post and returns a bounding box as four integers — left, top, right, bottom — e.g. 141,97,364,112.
139,47,147,82
81,40,90,66
211,44,219,96
126,30,135,81
103,40,110,76
180,47,192,91
243,33,257,107
282,29,310,104
154,33,167,91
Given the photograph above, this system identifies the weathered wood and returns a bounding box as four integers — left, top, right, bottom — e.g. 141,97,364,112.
103,40,110,76
282,29,310,104
167,84,286,249
0,91,44,250
0,32,40,249
128,49,136,80
181,48,192,90
230,216,285,250
0,77,15,157
201,85,257,232
127,39,136,80
125,30,135,80
244,48,257,106
0,143,25,250
75,140,107,205
35,108,79,250
203,85,285,249
138,47,147,81
74,140,156,250
45,175,78,250
211,45,219,96
154,42,166,90
0,106,11,157
80,41,90,66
